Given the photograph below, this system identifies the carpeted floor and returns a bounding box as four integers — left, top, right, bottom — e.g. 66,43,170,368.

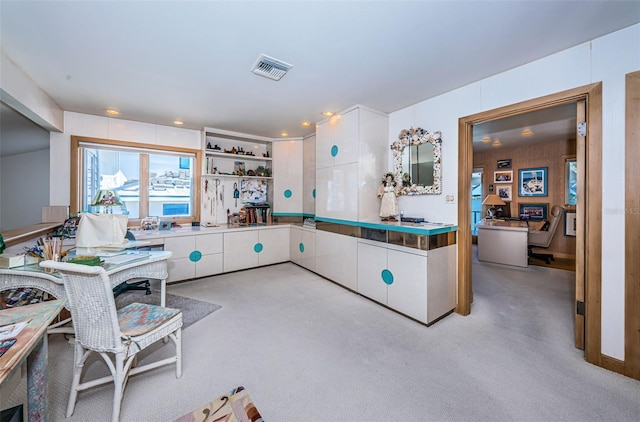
115,289,221,329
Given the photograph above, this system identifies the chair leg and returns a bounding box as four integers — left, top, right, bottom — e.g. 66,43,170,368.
175,327,182,379
112,353,126,422
66,341,86,418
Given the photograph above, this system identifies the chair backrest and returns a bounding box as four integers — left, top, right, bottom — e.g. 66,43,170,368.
39,261,125,352
529,205,564,248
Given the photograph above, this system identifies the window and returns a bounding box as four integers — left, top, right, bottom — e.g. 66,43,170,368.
565,157,577,206
71,136,201,224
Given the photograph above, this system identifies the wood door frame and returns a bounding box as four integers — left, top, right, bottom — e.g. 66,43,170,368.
624,71,640,380
457,83,603,366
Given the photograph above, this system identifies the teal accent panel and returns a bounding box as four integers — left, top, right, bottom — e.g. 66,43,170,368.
381,269,394,285
299,243,304,253
189,250,202,262
254,243,263,253
312,189,316,198
331,145,338,157
284,189,292,198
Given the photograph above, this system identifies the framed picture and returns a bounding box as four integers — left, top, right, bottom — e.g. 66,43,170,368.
497,158,512,169
519,167,548,196
564,211,577,236
234,161,246,176
497,185,512,202
518,203,548,220
494,170,513,183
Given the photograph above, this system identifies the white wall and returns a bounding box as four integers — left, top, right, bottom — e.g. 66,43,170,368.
389,23,640,360
49,111,201,207
1,149,49,230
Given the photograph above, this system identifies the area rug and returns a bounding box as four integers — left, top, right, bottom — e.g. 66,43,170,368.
115,289,221,329
175,386,263,422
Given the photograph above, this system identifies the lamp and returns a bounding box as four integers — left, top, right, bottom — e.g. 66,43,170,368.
91,189,124,213
482,194,507,219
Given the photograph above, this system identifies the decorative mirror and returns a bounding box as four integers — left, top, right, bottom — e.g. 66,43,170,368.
391,127,442,195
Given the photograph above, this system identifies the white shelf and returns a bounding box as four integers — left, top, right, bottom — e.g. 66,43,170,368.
205,150,272,162
202,174,272,180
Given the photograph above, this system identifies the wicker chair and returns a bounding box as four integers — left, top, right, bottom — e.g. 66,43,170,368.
40,260,183,422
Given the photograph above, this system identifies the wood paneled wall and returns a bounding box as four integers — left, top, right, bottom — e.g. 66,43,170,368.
474,139,576,257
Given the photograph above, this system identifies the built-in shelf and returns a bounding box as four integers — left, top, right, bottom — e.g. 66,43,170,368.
202,174,273,180
205,150,272,162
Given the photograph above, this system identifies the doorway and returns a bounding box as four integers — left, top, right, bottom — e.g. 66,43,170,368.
457,83,603,366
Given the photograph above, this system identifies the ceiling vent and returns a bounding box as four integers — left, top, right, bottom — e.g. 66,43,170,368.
250,54,293,81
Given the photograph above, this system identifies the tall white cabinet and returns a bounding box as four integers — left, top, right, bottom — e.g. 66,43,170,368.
315,105,389,222
303,134,316,216
272,140,303,215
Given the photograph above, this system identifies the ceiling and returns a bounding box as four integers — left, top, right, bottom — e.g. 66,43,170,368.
0,1,638,142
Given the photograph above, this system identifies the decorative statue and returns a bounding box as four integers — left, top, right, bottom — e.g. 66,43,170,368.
377,172,401,221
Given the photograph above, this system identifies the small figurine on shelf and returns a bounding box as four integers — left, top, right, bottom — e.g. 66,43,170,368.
263,151,270,158
213,144,221,150
207,142,213,150
213,167,218,174
377,172,401,221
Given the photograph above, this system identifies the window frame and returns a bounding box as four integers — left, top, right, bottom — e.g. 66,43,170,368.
70,136,201,226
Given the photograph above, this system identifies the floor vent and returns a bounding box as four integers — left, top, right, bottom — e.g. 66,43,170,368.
250,54,293,81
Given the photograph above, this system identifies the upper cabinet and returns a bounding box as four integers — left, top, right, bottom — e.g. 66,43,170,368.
272,140,303,214
315,105,389,222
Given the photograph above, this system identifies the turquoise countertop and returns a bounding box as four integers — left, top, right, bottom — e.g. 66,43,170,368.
315,217,457,235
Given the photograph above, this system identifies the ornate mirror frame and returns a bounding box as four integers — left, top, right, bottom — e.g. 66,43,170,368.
391,127,442,195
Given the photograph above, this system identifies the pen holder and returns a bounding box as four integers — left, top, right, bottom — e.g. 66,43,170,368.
42,238,62,273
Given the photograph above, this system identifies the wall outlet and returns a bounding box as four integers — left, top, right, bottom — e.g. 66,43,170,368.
445,194,456,203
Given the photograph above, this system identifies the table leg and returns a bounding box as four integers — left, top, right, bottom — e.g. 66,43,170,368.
161,277,166,307
26,336,48,421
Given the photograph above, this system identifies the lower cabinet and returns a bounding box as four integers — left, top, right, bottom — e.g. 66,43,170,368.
315,229,357,291
290,226,316,272
165,233,223,282
357,239,455,325
223,227,290,273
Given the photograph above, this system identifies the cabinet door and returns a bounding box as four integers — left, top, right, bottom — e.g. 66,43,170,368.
315,230,357,290
357,242,388,305
333,108,359,166
303,135,316,216
195,233,223,255
387,248,428,323
299,229,316,272
196,253,223,278
272,140,303,214
223,231,260,272
195,233,223,277
315,119,335,169
426,245,456,324
164,236,196,282
258,227,290,266
317,163,359,221
290,226,302,264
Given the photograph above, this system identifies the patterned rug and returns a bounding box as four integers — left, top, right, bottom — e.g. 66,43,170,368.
175,386,263,422
115,289,221,329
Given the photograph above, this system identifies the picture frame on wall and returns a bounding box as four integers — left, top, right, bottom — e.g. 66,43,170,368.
518,167,548,196
497,158,512,169
494,170,513,183
497,185,512,202
518,203,548,220
564,210,577,236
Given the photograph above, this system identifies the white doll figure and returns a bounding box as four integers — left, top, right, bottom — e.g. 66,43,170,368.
377,172,401,221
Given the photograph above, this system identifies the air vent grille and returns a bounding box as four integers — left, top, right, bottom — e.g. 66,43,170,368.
251,54,293,81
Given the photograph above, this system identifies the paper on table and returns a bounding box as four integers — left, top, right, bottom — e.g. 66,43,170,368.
0,320,28,341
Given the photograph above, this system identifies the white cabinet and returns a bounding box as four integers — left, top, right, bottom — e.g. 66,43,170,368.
357,239,456,325
223,227,290,272
303,135,316,216
272,140,303,214
164,233,223,282
290,226,316,272
315,229,357,290
315,105,388,222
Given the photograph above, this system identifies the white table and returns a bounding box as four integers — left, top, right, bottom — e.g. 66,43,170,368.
0,251,172,333
476,219,529,267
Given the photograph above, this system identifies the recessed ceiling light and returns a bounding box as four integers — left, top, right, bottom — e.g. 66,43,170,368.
280,131,288,137
173,120,184,125
322,111,335,117
301,121,312,127
481,136,491,143
492,139,502,147
106,109,120,115
521,129,533,136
